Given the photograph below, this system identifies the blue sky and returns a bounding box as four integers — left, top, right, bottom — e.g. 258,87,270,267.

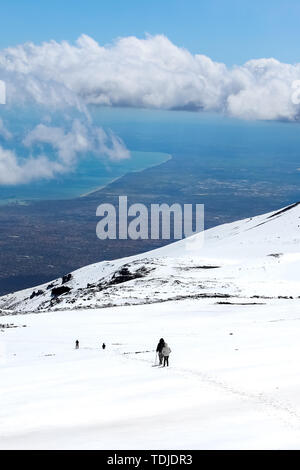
1,0,300,65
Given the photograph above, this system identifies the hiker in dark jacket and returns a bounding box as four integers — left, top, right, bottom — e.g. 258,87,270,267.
156,338,165,365
75,340,79,349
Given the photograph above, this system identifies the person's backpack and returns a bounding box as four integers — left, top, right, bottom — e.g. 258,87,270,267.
162,345,171,356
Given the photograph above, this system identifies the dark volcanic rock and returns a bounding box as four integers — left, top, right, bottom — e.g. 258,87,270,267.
51,286,71,297
62,273,72,284
109,267,148,286
30,290,44,299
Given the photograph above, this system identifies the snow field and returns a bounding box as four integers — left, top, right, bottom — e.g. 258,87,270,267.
1,298,300,449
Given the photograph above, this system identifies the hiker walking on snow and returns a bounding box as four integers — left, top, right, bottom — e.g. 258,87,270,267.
156,338,165,365
162,343,171,367
75,340,79,349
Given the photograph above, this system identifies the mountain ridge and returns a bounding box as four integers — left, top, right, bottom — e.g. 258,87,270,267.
1,202,300,313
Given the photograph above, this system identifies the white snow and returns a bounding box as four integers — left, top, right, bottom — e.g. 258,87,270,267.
1,299,300,449
1,202,300,449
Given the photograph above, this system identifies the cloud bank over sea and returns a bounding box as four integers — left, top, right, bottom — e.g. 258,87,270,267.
1,33,300,185
1,33,300,121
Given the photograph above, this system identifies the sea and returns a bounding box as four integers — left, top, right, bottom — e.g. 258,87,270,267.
1,106,300,204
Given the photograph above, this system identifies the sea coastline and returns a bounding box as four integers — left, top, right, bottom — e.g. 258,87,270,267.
0,151,172,206
80,153,172,198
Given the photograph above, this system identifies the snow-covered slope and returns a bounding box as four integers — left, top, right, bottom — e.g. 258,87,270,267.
2,203,300,450
1,202,300,313
2,298,300,450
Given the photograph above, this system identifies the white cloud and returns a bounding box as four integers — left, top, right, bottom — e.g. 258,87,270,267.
24,121,91,165
1,34,300,120
1,34,300,185
23,120,130,164
0,146,65,185
0,119,130,185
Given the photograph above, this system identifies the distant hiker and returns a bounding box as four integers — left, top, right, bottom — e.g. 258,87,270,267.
162,343,171,367
75,340,79,349
102,343,106,350
156,338,165,365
